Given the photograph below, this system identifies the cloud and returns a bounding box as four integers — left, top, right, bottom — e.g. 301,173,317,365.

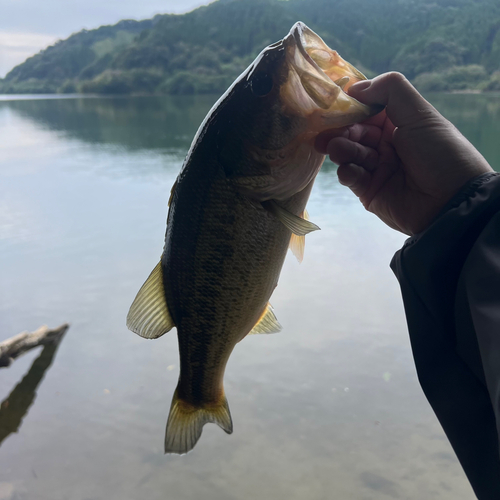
0,31,60,78
0,0,214,78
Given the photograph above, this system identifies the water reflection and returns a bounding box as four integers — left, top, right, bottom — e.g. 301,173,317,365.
1,92,498,172
0,93,488,499
0,96,218,152
0,329,66,446
425,92,500,169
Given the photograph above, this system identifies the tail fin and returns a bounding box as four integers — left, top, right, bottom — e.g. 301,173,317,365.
164,387,233,454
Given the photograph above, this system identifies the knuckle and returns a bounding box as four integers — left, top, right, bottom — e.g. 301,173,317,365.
384,72,407,85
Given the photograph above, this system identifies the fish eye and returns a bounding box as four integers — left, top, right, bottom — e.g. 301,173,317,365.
250,72,274,97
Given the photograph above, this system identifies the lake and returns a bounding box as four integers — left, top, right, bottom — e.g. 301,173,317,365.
0,92,499,500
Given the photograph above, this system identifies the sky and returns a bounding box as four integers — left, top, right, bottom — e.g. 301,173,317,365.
0,0,215,78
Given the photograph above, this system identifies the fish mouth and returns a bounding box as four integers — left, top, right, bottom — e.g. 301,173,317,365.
281,22,382,130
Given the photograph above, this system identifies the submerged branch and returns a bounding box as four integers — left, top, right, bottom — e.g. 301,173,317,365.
0,325,68,445
0,324,69,368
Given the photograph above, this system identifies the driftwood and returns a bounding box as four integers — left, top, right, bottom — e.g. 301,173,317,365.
0,324,68,445
0,324,69,368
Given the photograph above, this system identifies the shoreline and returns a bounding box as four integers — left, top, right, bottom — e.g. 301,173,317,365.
1,90,500,102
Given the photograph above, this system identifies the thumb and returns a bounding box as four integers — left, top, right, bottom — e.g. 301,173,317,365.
348,72,437,128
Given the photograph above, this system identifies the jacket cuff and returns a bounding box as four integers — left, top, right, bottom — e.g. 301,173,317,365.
392,172,500,283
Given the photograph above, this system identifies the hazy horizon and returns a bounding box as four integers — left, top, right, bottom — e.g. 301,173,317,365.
0,0,215,78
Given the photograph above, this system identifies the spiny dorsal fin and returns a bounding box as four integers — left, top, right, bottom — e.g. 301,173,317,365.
247,302,282,335
289,209,310,263
126,262,175,339
165,387,233,455
264,200,320,236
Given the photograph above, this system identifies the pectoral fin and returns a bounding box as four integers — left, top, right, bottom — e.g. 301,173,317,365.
264,200,320,236
247,302,282,335
126,262,175,339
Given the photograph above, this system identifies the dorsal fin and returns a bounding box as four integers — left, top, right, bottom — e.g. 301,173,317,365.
289,209,309,263
126,262,175,339
247,302,282,335
263,200,320,236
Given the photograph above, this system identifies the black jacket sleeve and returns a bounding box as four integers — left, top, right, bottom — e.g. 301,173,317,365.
391,172,500,499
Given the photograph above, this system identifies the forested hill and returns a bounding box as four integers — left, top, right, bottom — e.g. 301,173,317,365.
2,0,500,94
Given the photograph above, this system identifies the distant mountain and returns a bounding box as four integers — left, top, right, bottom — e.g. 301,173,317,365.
2,0,500,94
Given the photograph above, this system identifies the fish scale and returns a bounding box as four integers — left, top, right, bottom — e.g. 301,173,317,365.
166,154,289,399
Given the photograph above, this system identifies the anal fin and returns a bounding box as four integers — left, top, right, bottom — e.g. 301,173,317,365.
247,302,282,335
126,262,175,339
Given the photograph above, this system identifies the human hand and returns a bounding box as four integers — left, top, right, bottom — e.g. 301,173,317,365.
315,72,493,235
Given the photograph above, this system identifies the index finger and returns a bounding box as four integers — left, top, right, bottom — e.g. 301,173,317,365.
357,108,387,128
347,73,438,128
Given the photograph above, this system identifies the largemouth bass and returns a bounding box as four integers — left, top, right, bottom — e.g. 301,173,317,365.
127,22,381,454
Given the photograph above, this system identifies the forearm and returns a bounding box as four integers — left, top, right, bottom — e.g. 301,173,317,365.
391,172,500,498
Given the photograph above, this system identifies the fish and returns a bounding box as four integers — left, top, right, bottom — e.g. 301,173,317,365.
127,22,381,454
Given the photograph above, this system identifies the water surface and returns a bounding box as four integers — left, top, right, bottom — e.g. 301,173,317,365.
1,92,498,499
